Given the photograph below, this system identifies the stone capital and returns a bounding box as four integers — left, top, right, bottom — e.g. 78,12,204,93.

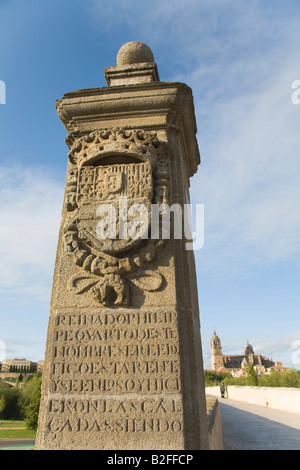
56,82,200,178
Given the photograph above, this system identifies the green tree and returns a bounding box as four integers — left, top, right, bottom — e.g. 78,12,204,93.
246,362,258,386
0,395,6,415
22,374,42,430
204,370,232,386
0,382,22,419
282,368,300,388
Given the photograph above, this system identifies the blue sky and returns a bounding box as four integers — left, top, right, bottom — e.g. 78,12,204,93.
0,0,299,369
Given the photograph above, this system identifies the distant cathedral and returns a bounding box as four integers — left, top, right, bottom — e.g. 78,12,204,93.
210,330,285,376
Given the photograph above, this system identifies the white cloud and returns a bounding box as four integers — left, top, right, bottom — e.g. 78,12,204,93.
83,0,300,275
0,337,42,362
84,0,299,76
0,164,64,302
189,32,300,274
252,332,300,367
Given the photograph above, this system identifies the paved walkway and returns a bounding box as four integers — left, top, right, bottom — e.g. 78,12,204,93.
219,398,300,450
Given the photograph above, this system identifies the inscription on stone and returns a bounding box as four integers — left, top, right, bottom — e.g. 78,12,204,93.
46,398,183,436
49,310,180,395
41,309,184,444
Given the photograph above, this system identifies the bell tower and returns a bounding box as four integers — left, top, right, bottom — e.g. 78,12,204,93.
211,330,224,370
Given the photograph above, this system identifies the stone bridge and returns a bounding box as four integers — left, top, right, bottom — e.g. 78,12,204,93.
206,386,300,450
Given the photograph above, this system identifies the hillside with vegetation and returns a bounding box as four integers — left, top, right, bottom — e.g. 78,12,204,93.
205,366,300,388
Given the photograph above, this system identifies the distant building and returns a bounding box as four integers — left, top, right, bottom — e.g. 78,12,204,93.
210,330,286,376
1,358,37,373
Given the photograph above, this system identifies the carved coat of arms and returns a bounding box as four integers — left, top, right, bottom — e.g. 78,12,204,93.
64,128,169,306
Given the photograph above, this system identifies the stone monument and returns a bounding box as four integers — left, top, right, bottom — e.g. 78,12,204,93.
35,42,209,450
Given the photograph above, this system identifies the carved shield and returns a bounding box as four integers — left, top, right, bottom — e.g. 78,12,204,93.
76,160,153,255
105,172,123,194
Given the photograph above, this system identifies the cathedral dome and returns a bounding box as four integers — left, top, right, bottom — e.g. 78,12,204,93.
244,340,254,357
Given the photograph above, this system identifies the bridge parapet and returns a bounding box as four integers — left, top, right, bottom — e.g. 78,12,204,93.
206,395,223,450
206,386,300,415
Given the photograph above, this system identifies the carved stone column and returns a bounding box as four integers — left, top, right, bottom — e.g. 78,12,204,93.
35,42,209,450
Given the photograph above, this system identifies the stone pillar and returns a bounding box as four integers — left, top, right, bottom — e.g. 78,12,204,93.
35,42,209,450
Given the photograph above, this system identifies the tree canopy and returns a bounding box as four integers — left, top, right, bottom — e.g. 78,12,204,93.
204,368,300,388
0,373,42,428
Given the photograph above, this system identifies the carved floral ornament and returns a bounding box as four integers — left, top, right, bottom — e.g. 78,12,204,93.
63,128,170,307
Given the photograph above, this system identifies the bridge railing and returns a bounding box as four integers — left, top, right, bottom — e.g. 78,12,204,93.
206,385,300,415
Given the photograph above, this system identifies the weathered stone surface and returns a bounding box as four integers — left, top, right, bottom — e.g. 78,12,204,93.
105,40,159,85
35,43,208,450
117,41,155,65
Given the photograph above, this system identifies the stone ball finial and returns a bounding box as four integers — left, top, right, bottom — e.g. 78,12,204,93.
117,41,155,66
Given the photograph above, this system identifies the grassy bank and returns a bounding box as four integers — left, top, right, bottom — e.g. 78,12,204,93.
0,420,36,439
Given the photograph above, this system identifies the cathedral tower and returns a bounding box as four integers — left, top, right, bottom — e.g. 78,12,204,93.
211,330,224,370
